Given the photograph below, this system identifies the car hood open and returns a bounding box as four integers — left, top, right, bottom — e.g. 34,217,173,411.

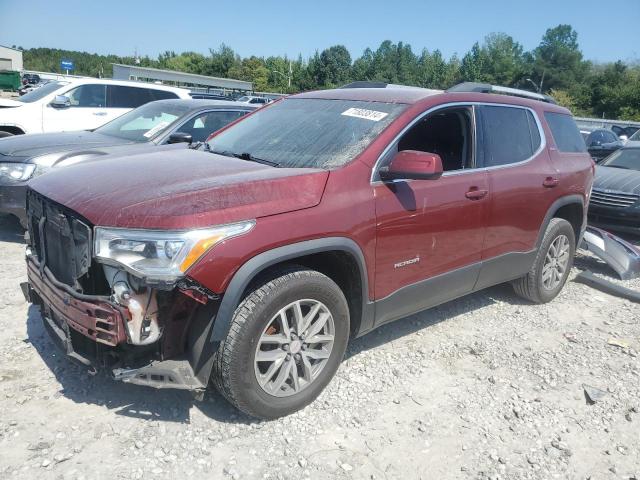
0,131,133,159
28,149,329,229
594,165,640,195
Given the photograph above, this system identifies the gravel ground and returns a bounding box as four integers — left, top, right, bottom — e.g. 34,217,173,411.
0,213,638,480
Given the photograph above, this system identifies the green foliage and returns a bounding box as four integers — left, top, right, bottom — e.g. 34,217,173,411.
21,25,640,120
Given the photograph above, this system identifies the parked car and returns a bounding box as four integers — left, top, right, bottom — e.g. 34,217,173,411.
235,95,270,105
588,141,640,234
23,82,593,419
0,78,190,136
18,80,50,96
189,92,230,101
0,99,255,226
611,125,639,142
585,128,624,162
22,73,41,85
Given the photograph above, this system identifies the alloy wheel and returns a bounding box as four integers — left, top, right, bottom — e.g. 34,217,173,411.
542,234,570,290
254,299,335,397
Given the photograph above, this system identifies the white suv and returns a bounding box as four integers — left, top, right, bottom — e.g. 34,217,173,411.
0,78,190,136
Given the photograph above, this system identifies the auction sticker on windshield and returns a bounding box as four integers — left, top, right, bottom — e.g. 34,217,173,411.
143,121,170,138
341,108,388,122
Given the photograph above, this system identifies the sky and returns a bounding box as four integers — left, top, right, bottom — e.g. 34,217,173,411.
0,0,639,63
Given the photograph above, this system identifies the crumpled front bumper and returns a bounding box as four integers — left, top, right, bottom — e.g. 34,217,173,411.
25,255,207,392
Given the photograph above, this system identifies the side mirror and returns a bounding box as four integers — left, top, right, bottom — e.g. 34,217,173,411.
50,95,70,109
167,132,193,145
379,150,443,181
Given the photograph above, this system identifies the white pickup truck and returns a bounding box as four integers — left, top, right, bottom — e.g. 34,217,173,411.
0,78,190,136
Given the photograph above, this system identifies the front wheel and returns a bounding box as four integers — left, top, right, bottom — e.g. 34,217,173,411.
212,266,350,419
512,218,576,303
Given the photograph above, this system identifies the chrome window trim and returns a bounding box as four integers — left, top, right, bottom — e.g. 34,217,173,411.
370,101,547,184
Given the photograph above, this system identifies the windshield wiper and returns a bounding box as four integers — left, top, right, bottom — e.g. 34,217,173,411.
210,149,280,167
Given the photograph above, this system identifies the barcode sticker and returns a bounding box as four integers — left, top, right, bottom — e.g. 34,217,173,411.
341,108,388,122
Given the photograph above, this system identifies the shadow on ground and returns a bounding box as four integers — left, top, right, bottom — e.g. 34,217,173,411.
0,214,25,243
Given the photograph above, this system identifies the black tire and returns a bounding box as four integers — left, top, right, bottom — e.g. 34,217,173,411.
0,131,14,138
512,218,576,303
212,266,350,419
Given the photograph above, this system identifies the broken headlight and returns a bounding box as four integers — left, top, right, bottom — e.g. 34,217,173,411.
94,221,255,282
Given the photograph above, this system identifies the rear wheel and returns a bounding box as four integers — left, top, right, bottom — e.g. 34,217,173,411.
212,266,350,419
512,218,575,303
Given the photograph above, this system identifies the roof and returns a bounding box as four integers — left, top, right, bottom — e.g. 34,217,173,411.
112,63,252,90
292,87,443,104
151,98,257,109
0,45,23,52
59,77,190,94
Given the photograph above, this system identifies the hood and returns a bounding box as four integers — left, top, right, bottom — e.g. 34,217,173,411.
0,98,22,108
29,149,329,229
594,165,640,195
0,131,133,159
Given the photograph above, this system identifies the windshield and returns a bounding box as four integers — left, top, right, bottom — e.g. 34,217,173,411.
17,81,68,103
95,101,190,142
207,98,406,169
601,148,640,171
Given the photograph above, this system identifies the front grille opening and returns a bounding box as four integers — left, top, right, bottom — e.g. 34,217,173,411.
26,189,111,296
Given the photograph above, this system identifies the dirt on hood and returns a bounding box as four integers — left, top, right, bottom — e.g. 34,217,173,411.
28,148,329,229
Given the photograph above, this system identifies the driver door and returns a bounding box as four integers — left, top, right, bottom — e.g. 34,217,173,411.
42,84,108,132
373,105,489,324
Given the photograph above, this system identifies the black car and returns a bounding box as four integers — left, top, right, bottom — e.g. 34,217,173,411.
0,99,255,226
588,141,640,234
585,128,624,162
22,73,41,85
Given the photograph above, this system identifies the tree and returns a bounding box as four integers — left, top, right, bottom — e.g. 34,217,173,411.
316,45,352,87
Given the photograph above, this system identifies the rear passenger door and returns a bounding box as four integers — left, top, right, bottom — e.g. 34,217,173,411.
106,86,178,124
474,104,553,289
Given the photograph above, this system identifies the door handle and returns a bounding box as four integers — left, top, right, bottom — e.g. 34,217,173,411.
543,176,559,188
465,188,488,200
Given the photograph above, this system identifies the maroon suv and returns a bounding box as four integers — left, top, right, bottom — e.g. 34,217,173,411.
23,82,594,419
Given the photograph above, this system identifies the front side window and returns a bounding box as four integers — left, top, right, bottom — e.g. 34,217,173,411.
396,106,474,172
95,101,190,142
208,98,406,169
544,112,587,153
65,84,107,108
600,148,640,171
480,106,541,167
174,110,247,143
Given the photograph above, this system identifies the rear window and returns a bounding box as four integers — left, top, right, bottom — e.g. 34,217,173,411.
544,112,587,153
480,106,542,167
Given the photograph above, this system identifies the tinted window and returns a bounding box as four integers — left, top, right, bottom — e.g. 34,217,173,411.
174,110,247,143
149,89,179,101
481,106,540,167
544,112,587,153
65,84,107,107
603,131,618,143
587,131,606,146
108,86,151,108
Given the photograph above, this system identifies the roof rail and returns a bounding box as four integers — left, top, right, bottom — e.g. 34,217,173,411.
446,82,556,104
339,81,438,91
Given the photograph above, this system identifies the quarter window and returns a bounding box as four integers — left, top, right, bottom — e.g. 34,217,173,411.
480,106,541,167
544,112,587,153
65,84,106,108
107,86,178,108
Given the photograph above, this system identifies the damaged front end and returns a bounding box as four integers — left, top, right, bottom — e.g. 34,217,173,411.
23,190,251,394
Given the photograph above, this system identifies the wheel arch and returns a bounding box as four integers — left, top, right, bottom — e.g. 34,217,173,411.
0,125,25,136
211,237,371,344
536,194,586,248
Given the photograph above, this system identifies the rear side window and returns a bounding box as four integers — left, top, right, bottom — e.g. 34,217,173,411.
107,86,178,108
480,106,541,167
544,112,587,153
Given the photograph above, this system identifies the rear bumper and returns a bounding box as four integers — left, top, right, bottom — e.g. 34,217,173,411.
0,184,27,226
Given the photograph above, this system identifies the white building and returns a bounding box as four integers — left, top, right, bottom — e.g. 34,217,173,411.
0,45,23,71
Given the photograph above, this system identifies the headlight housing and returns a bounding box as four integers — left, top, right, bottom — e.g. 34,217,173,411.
0,162,36,185
94,221,255,282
